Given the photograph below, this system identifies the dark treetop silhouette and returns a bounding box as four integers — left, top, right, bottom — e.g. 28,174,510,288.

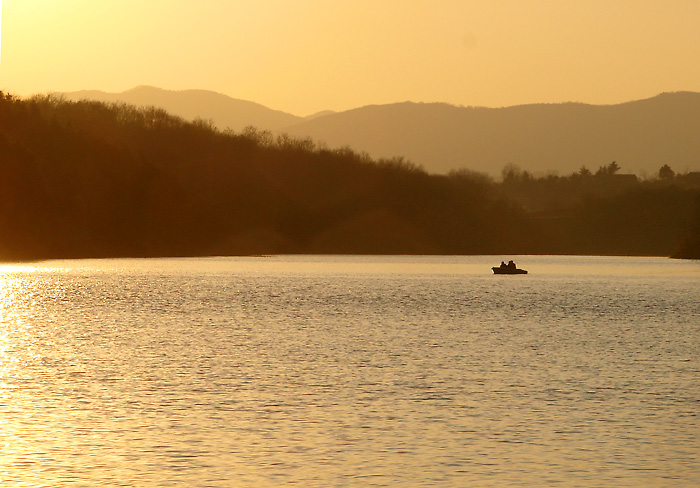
1,92,699,260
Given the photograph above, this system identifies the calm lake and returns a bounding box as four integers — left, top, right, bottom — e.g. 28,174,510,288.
1,255,698,487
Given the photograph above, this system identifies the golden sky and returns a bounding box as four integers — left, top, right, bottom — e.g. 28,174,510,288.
1,0,700,115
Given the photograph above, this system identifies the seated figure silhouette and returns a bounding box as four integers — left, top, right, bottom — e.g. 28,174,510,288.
492,259,527,274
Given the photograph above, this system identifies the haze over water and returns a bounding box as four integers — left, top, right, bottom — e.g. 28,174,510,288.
1,255,698,487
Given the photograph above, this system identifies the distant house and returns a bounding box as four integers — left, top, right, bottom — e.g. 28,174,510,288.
595,173,638,186
677,171,700,189
609,173,638,185
578,173,639,197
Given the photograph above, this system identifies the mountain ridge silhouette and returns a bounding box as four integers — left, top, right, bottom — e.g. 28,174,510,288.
283,91,700,176
58,87,700,176
59,85,304,132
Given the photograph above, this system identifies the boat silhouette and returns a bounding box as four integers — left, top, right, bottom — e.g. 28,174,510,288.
492,260,528,274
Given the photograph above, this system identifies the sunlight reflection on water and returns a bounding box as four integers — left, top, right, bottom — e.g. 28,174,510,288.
0,255,698,487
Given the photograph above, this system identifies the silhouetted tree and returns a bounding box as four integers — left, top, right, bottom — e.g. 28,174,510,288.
501,163,532,183
2,91,699,260
596,161,621,176
658,164,675,179
577,165,592,177
673,193,700,259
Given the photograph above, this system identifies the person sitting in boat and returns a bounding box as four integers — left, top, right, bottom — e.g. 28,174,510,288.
508,260,516,269
500,261,506,268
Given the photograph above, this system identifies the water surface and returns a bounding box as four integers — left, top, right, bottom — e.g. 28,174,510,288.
1,255,698,486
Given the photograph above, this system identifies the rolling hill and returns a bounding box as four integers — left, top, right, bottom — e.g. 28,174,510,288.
1,92,698,259
58,87,700,177
282,92,700,176
58,86,303,132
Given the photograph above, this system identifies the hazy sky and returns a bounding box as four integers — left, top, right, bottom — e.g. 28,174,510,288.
2,0,700,115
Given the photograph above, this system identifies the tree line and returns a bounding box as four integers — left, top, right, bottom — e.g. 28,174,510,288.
0,92,699,260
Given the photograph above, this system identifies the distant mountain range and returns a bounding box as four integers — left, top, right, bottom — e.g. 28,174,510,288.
58,86,700,176
59,86,307,132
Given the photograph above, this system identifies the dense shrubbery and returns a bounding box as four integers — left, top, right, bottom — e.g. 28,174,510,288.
491,163,700,256
0,92,698,260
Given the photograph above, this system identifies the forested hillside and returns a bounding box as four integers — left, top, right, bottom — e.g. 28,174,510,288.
283,92,700,176
60,86,302,132
60,88,700,178
0,93,698,260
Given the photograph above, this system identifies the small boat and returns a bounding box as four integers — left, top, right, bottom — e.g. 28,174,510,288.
492,266,527,274
492,261,528,274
